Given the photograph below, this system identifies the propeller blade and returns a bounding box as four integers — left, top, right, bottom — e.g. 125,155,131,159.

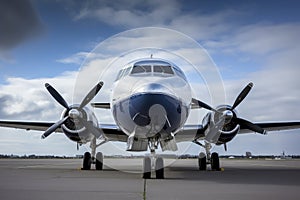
79,82,104,109
231,82,253,110
78,117,103,138
41,116,68,139
235,118,266,134
45,83,69,109
192,98,220,113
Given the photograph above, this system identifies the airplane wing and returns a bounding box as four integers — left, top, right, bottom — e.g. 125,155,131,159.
175,125,205,142
98,124,128,142
239,121,300,133
175,121,300,142
0,120,128,142
0,120,62,132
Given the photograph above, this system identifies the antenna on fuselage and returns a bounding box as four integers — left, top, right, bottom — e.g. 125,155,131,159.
150,54,153,58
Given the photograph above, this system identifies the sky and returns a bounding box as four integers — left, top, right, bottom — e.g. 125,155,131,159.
0,0,300,156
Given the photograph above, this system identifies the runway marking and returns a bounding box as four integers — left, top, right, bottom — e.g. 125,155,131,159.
143,179,147,200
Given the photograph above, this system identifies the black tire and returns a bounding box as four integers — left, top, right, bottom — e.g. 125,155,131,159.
211,152,220,171
95,152,103,170
143,157,151,179
198,152,207,171
155,157,164,179
82,152,91,170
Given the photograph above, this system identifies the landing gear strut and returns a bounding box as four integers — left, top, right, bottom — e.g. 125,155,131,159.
143,138,164,179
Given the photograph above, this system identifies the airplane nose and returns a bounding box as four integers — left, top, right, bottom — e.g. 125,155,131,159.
130,83,175,127
134,83,174,96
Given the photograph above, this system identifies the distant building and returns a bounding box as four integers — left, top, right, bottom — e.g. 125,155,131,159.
246,152,252,158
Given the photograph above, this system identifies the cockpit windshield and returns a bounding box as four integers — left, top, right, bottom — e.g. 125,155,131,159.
131,65,151,74
153,65,173,74
115,59,187,81
130,60,175,76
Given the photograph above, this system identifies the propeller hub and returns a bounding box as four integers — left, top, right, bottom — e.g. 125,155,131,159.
69,109,81,119
223,110,233,124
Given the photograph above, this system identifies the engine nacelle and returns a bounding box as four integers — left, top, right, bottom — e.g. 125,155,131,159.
60,104,99,144
210,105,240,144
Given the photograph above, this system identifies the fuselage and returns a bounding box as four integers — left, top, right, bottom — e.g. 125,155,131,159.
111,59,192,139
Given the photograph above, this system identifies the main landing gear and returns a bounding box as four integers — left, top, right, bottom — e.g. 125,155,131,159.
194,141,221,171
82,151,103,170
82,137,106,170
143,138,164,179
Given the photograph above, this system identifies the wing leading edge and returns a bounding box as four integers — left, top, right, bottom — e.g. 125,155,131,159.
175,121,300,142
0,120,128,142
0,120,61,132
239,121,300,133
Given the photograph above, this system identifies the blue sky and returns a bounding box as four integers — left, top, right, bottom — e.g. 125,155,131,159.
0,0,300,156
1,0,300,81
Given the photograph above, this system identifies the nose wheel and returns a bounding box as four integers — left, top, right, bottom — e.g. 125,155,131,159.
143,138,165,179
143,155,164,179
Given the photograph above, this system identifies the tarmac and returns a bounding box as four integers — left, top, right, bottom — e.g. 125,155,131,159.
0,158,300,200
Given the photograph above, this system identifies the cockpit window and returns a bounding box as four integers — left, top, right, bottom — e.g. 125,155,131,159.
153,65,174,74
173,67,187,80
131,65,151,74
115,67,132,81
123,67,131,76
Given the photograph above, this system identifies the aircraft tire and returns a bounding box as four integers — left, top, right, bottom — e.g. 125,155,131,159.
155,157,164,179
198,152,207,171
143,157,151,179
82,152,91,170
95,152,103,170
211,152,220,171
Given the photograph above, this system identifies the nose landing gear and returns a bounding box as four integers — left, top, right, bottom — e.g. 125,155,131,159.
143,138,165,179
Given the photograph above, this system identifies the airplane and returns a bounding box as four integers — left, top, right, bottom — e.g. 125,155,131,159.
1,57,300,179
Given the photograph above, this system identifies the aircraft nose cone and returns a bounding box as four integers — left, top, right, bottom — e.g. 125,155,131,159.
134,83,174,96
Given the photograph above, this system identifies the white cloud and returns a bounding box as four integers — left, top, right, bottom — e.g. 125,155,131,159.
204,23,300,59
0,72,77,121
74,0,180,27
56,52,90,65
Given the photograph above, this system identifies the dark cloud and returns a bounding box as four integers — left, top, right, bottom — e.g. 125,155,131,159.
0,0,43,52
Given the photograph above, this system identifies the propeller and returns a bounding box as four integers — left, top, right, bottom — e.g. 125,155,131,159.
193,98,221,114
231,82,253,110
235,118,266,134
41,82,104,139
79,82,103,110
42,116,68,139
45,83,69,109
194,82,266,134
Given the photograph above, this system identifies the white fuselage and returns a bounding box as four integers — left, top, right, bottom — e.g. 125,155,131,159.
111,59,192,139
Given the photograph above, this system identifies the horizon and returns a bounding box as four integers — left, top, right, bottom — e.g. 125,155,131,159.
0,0,300,156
